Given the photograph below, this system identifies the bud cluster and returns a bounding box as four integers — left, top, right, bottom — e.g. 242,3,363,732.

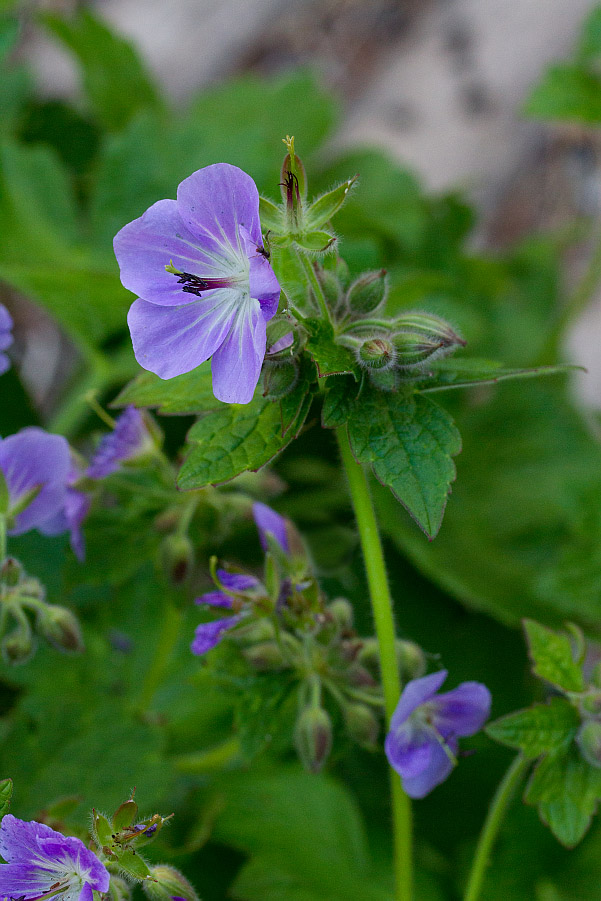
0,555,84,664
192,503,427,772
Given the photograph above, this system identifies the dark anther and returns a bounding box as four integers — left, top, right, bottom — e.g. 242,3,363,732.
172,271,232,297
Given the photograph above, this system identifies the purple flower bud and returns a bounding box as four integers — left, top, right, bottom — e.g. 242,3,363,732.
87,406,155,479
114,164,281,405
252,502,289,553
385,670,491,798
0,305,13,376
0,814,109,901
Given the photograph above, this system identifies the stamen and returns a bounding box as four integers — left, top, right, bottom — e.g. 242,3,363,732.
173,272,234,297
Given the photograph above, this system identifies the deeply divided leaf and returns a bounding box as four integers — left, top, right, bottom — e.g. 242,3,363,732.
486,698,580,758
524,620,584,693
113,362,222,415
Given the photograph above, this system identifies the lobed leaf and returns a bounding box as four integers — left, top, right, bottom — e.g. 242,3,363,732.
113,362,222,415
524,620,584,693
304,318,359,378
486,698,580,758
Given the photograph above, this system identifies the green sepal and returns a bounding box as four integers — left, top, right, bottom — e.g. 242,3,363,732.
486,698,580,758
93,810,113,847
258,196,283,233
346,385,461,539
114,848,154,881
294,231,336,253
525,746,601,847
0,778,13,821
304,319,359,379
112,798,138,830
113,361,222,415
306,177,357,230
524,619,584,693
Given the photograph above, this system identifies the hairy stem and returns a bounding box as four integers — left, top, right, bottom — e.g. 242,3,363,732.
336,427,413,901
463,754,530,901
296,252,332,324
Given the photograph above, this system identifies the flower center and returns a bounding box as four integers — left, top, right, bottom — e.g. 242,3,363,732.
174,272,238,297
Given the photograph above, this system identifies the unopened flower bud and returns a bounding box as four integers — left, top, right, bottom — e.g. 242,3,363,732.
263,361,299,399
316,267,342,309
108,875,133,901
368,369,398,392
294,704,333,773
235,617,276,645
160,534,194,584
346,270,387,315
1,557,22,587
36,604,84,653
143,866,199,901
344,703,380,749
577,719,601,768
328,598,354,632
358,338,396,371
396,640,426,681
1,623,35,665
242,640,286,671
393,313,465,368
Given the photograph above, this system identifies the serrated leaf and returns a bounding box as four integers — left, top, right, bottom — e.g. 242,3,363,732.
321,376,360,428
524,65,601,124
486,699,579,758
524,620,584,693
347,387,461,538
304,319,359,378
178,394,310,490
420,359,580,394
42,9,162,131
113,362,222,415
525,747,601,847
0,778,12,821
306,177,358,230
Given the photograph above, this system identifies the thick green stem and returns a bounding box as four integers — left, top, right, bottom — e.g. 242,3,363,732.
136,602,182,715
336,426,413,901
296,252,331,324
463,755,530,901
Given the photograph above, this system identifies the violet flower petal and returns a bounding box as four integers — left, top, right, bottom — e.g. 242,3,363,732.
252,502,289,553
384,721,435,780
217,569,260,592
127,295,238,380
191,615,242,655
87,406,152,479
0,429,71,536
194,591,233,609
210,300,266,404
401,737,458,800
389,670,448,732
431,682,492,738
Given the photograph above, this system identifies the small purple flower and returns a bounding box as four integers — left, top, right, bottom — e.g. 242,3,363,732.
0,428,71,536
38,459,90,562
0,305,13,376
0,814,109,901
114,163,281,404
385,670,491,799
191,569,259,656
87,406,154,480
252,502,289,553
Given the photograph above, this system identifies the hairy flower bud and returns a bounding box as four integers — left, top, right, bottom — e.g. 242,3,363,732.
327,597,354,632
36,604,84,653
346,270,387,315
294,704,333,773
262,361,299,399
577,719,601,768
316,267,343,309
344,702,380,749
357,338,396,371
107,875,133,901
396,640,427,681
242,640,286,671
160,534,194,584
1,623,34,665
0,556,22,587
392,313,465,368
143,866,199,901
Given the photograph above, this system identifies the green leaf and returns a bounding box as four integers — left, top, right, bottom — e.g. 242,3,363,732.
525,747,601,847
280,357,316,435
419,359,580,394
524,64,601,124
113,362,222,415
347,387,461,538
486,699,580,758
177,393,311,490
42,9,162,131
214,768,392,901
321,376,360,428
306,177,358,230
304,319,359,378
524,620,584,693
0,778,12,821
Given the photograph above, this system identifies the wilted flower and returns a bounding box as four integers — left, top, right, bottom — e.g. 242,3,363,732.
0,814,109,901
87,406,154,480
385,670,491,798
114,163,281,404
0,428,71,536
0,305,13,376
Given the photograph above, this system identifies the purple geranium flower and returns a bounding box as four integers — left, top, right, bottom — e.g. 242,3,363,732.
38,458,90,561
0,305,13,376
252,502,289,553
0,814,109,901
87,406,154,480
0,428,71,536
114,163,281,404
191,568,260,656
385,670,491,799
